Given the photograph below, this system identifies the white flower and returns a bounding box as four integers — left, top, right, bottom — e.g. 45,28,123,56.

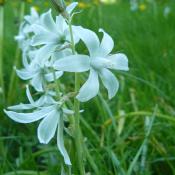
54,27,129,102
24,7,40,26
4,86,73,165
15,8,40,52
16,52,63,92
31,9,79,63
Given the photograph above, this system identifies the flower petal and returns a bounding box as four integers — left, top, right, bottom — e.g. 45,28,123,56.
52,49,72,61
33,44,57,63
54,55,90,72
107,53,129,71
30,73,44,92
76,69,99,102
66,2,78,14
44,71,63,82
26,85,36,106
31,33,58,46
73,26,100,56
99,68,119,99
7,103,34,110
62,108,74,115
31,24,48,35
4,106,53,123
57,115,71,165
40,9,57,33
56,15,67,34
98,28,114,56
16,68,34,80
38,109,59,144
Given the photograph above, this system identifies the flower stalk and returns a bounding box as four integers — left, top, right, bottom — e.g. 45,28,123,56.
0,1,5,103
68,17,85,175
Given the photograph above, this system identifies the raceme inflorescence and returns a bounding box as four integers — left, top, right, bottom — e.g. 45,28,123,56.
4,1,129,169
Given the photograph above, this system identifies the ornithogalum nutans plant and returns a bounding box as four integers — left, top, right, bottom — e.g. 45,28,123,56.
4,0,129,174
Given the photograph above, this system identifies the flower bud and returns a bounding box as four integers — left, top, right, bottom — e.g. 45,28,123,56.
50,0,69,19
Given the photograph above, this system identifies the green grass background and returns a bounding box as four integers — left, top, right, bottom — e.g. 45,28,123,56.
1,0,175,174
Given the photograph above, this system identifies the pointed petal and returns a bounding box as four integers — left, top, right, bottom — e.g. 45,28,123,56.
40,9,57,33
16,68,34,80
30,73,44,92
26,85,36,106
99,68,119,99
4,106,53,123
73,26,100,56
7,103,34,110
31,24,48,35
38,109,59,144
44,71,63,82
31,33,58,46
33,44,57,63
56,15,67,33
107,53,129,71
76,69,99,102
57,115,71,165
66,2,78,14
62,108,74,115
99,28,114,56
54,55,90,72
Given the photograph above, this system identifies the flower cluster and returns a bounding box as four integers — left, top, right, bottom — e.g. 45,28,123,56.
4,2,129,165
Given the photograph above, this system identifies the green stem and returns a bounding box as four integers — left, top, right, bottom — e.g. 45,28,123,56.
7,0,25,104
52,69,61,99
68,17,85,175
0,4,5,103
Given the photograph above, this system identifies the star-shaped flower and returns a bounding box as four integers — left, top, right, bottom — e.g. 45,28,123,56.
31,5,79,63
16,52,63,92
54,27,129,102
4,86,73,165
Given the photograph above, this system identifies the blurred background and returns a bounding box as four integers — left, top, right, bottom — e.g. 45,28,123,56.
0,0,175,174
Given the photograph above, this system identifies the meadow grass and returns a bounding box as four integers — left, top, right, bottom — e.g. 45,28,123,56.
0,0,175,174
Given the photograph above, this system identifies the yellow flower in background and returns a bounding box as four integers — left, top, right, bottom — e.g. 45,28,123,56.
100,0,117,4
139,3,147,11
26,0,32,3
78,2,90,9
33,5,40,12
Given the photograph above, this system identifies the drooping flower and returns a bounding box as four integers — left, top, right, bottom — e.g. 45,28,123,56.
54,27,129,102
4,86,73,165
